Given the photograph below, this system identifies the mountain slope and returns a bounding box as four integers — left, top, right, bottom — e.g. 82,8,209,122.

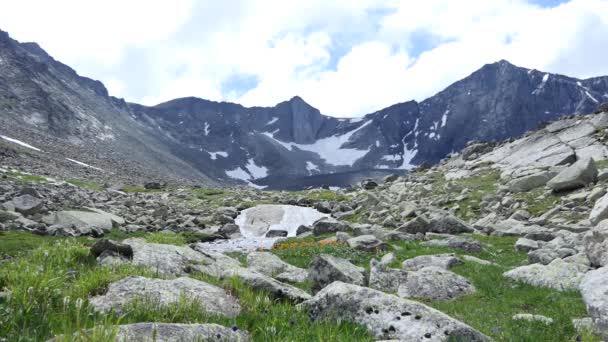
1,30,607,188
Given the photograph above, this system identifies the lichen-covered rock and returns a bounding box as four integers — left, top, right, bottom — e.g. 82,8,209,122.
246,251,307,283
397,266,475,301
369,259,407,293
48,323,250,342
347,235,388,252
583,220,608,267
89,276,241,318
589,192,608,225
122,238,210,275
308,254,365,293
503,258,589,290
401,254,461,271
299,282,490,341
579,266,608,340
11,194,43,215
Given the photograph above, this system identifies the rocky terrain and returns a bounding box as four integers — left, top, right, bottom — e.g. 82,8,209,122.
1,105,608,341
2,29,608,189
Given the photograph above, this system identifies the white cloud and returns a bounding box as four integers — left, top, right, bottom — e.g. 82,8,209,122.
1,0,607,116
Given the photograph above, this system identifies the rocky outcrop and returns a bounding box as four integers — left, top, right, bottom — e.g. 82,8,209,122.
299,282,490,341
308,254,365,293
89,276,241,318
503,259,589,290
584,221,608,267
397,266,475,301
122,238,209,276
547,158,597,192
579,266,608,339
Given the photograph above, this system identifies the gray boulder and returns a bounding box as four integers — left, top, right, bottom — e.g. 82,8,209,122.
397,266,475,301
507,171,557,193
528,248,576,265
89,276,241,317
299,282,489,341
426,210,474,234
503,258,589,290
11,194,43,215
547,158,597,192
514,238,539,252
369,258,408,293
123,238,209,276
422,237,483,252
246,252,308,283
45,210,116,233
308,254,365,293
579,266,608,339
312,218,350,236
347,235,388,252
402,254,461,271
584,220,608,267
589,192,608,225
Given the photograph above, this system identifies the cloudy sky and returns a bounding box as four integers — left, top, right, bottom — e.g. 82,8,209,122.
1,0,607,117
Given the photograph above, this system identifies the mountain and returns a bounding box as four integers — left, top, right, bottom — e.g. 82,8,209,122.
1,30,607,188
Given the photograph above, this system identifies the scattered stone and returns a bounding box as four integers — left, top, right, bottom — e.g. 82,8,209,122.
422,237,483,252
246,252,307,283
347,235,388,252
89,276,241,317
589,192,608,225
11,194,43,215
265,229,288,237
462,255,494,266
308,254,365,293
512,314,554,325
397,266,475,301
514,238,539,252
369,258,407,293
299,282,489,341
123,238,208,275
312,218,350,236
583,220,608,267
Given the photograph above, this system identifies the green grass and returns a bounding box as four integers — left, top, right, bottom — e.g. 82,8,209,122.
594,158,608,170
0,231,64,257
5,170,48,183
289,190,350,202
192,188,226,200
451,170,500,221
143,231,187,245
0,237,373,341
120,185,163,193
66,179,104,191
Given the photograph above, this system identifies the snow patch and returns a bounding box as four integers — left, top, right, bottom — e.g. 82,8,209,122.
245,159,268,179
306,161,320,174
65,158,103,171
267,117,279,125
375,140,380,147
586,91,599,103
204,122,210,136
532,74,549,95
209,151,228,160
226,167,250,181
0,135,42,152
441,110,449,127
262,120,372,166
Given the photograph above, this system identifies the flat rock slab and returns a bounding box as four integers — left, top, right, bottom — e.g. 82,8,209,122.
503,258,589,290
48,323,250,342
123,238,209,275
89,276,241,318
579,266,608,340
402,254,461,271
397,266,475,301
309,254,365,293
47,210,115,232
299,282,490,341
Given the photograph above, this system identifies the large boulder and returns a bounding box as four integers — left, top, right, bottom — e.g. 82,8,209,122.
503,258,589,290
299,282,489,341
425,210,474,234
369,258,408,293
89,276,241,317
579,266,608,339
123,238,209,276
547,158,598,192
589,192,608,225
45,210,118,233
347,235,388,252
507,171,557,193
397,266,475,301
11,194,43,215
48,323,250,342
583,220,608,267
308,254,365,293
402,254,461,271
312,218,350,236
246,252,308,283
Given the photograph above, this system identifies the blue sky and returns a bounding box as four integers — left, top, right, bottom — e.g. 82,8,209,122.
1,0,606,117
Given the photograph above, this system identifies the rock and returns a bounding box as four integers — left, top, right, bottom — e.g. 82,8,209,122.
583,220,608,267
510,210,531,221
308,254,365,293
144,182,164,189
462,255,494,265
547,158,598,192
266,229,288,237
48,323,251,342
90,239,133,259
347,235,388,252
312,218,350,236
11,194,43,215
397,216,429,234
369,259,407,293
512,314,554,325
401,254,461,271
299,282,489,341
514,238,539,252
361,179,379,190
589,192,608,225
219,223,240,236
507,171,557,193
46,210,114,233
336,231,351,243
246,252,308,283
572,317,596,334
123,238,209,275
579,266,608,339
397,266,475,301
86,208,126,226
295,225,311,236
503,258,589,290
89,276,241,317
426,210,474,234
422,237,483,252
528,248,575,265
